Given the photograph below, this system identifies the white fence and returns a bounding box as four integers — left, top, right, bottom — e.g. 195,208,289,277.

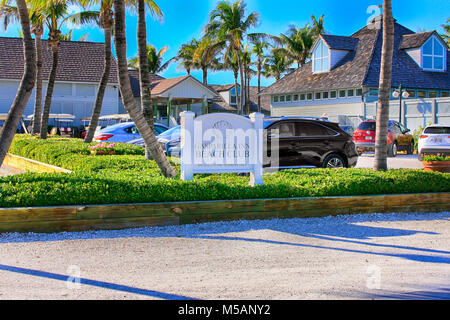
364,98,450,132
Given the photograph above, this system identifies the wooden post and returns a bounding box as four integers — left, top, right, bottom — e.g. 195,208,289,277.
167,98,172,127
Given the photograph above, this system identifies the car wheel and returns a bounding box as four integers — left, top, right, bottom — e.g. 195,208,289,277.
407,141,414,155
322,154,346,168
388,142,398,158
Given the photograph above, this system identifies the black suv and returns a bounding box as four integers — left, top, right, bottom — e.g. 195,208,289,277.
264,117,359,169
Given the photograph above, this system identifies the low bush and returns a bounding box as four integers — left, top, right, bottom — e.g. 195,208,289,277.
0,135,449,208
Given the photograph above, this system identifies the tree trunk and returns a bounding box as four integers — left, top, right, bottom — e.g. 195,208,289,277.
257,58,261,113
113,0,176,178
40,46,59,139
233,73,239,113
374,0,395,171
0,0,35,167
32,32,43,135
236,48,245,115
84,28,112,143
202,67,208,85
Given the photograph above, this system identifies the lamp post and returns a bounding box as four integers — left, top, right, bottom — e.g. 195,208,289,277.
392,85,410,123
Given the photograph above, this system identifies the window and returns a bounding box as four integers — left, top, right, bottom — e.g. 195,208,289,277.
422,37,446,71
293,94,299,101
315,92,322,100
347,89,355,97
313,39,330,73
424,126,450,134
307,93,313,100
369,89,379,97
356,89,363,96
230,95,237,104
273,96,279,103
286,95,292,102
442,91,449,97
323,92,329,99
330,91,337,99
339,90,346,98
295,123,330,137
300,93,306,101
428,91,437,98
406,90,416,98
155,125,167,135
280,95,285,102
418,91,427,98
271,123,295,138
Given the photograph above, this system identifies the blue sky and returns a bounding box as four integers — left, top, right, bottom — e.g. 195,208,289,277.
1,0,449,87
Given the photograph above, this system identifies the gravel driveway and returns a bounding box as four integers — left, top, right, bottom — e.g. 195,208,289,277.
355,153,424,169
0,212,448,300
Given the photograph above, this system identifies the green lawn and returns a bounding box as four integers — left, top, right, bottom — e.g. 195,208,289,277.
0,135,448,208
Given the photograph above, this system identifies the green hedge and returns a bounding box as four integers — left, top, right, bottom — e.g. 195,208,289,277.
0,135,449,208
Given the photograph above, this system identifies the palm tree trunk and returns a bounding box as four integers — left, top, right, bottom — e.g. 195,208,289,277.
0,0,35,167
84,28,112,143
113,0,176,178
40,45,58,139
202,67,208,85
32,33,43,135
257,58,261,113
236,50,245,115
137,0,157,160
374,0,395,171
233,73,239,113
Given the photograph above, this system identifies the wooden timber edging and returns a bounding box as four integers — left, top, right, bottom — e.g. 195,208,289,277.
0,192,449,234
4,153,72,174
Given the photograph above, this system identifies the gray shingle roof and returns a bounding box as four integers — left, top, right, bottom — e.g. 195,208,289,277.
262,23,379,95
321,34,359,51
128,69,166,97
399,31,434,49
262,21,450,96
0,37,118,83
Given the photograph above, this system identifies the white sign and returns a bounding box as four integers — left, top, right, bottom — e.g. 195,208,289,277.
180,112,264,186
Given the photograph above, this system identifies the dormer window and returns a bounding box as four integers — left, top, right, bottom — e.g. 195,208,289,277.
422,36,445,71
313,39,330,73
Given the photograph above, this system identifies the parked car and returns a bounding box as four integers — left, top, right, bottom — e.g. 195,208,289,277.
128,125,181,156
418,124,450,161
93,122,168,143
264,118,358,168
353,120,414,157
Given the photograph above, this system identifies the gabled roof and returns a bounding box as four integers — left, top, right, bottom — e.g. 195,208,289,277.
320,34,359,51
400,31,435,49
262,21,450,96
128,69,165,97
209,84,237,92
129,73,218,98
0,37,118,83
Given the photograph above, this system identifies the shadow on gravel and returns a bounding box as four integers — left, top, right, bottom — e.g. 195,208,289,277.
0,264,197,300
1,212,449,265
359,286,450,300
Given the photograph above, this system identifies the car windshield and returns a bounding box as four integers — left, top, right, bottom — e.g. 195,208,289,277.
158,126,180,139
357,122,376,131
424,127,450,134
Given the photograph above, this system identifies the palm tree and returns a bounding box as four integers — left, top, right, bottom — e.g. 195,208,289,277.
193,36,224,85
311,14,325,38
0,2,44,135
275,25,314,68
374,0,395,171
241,44,252,114
441,18,449,46
221,47,241,109
205,0,259,115
58,29,89,41
128,44,175,74
263,48,294,81
249,35,270,112
33,1,97,139
113,0,175,177
0,0,36,168
176,39,199,75
78,0,114,143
